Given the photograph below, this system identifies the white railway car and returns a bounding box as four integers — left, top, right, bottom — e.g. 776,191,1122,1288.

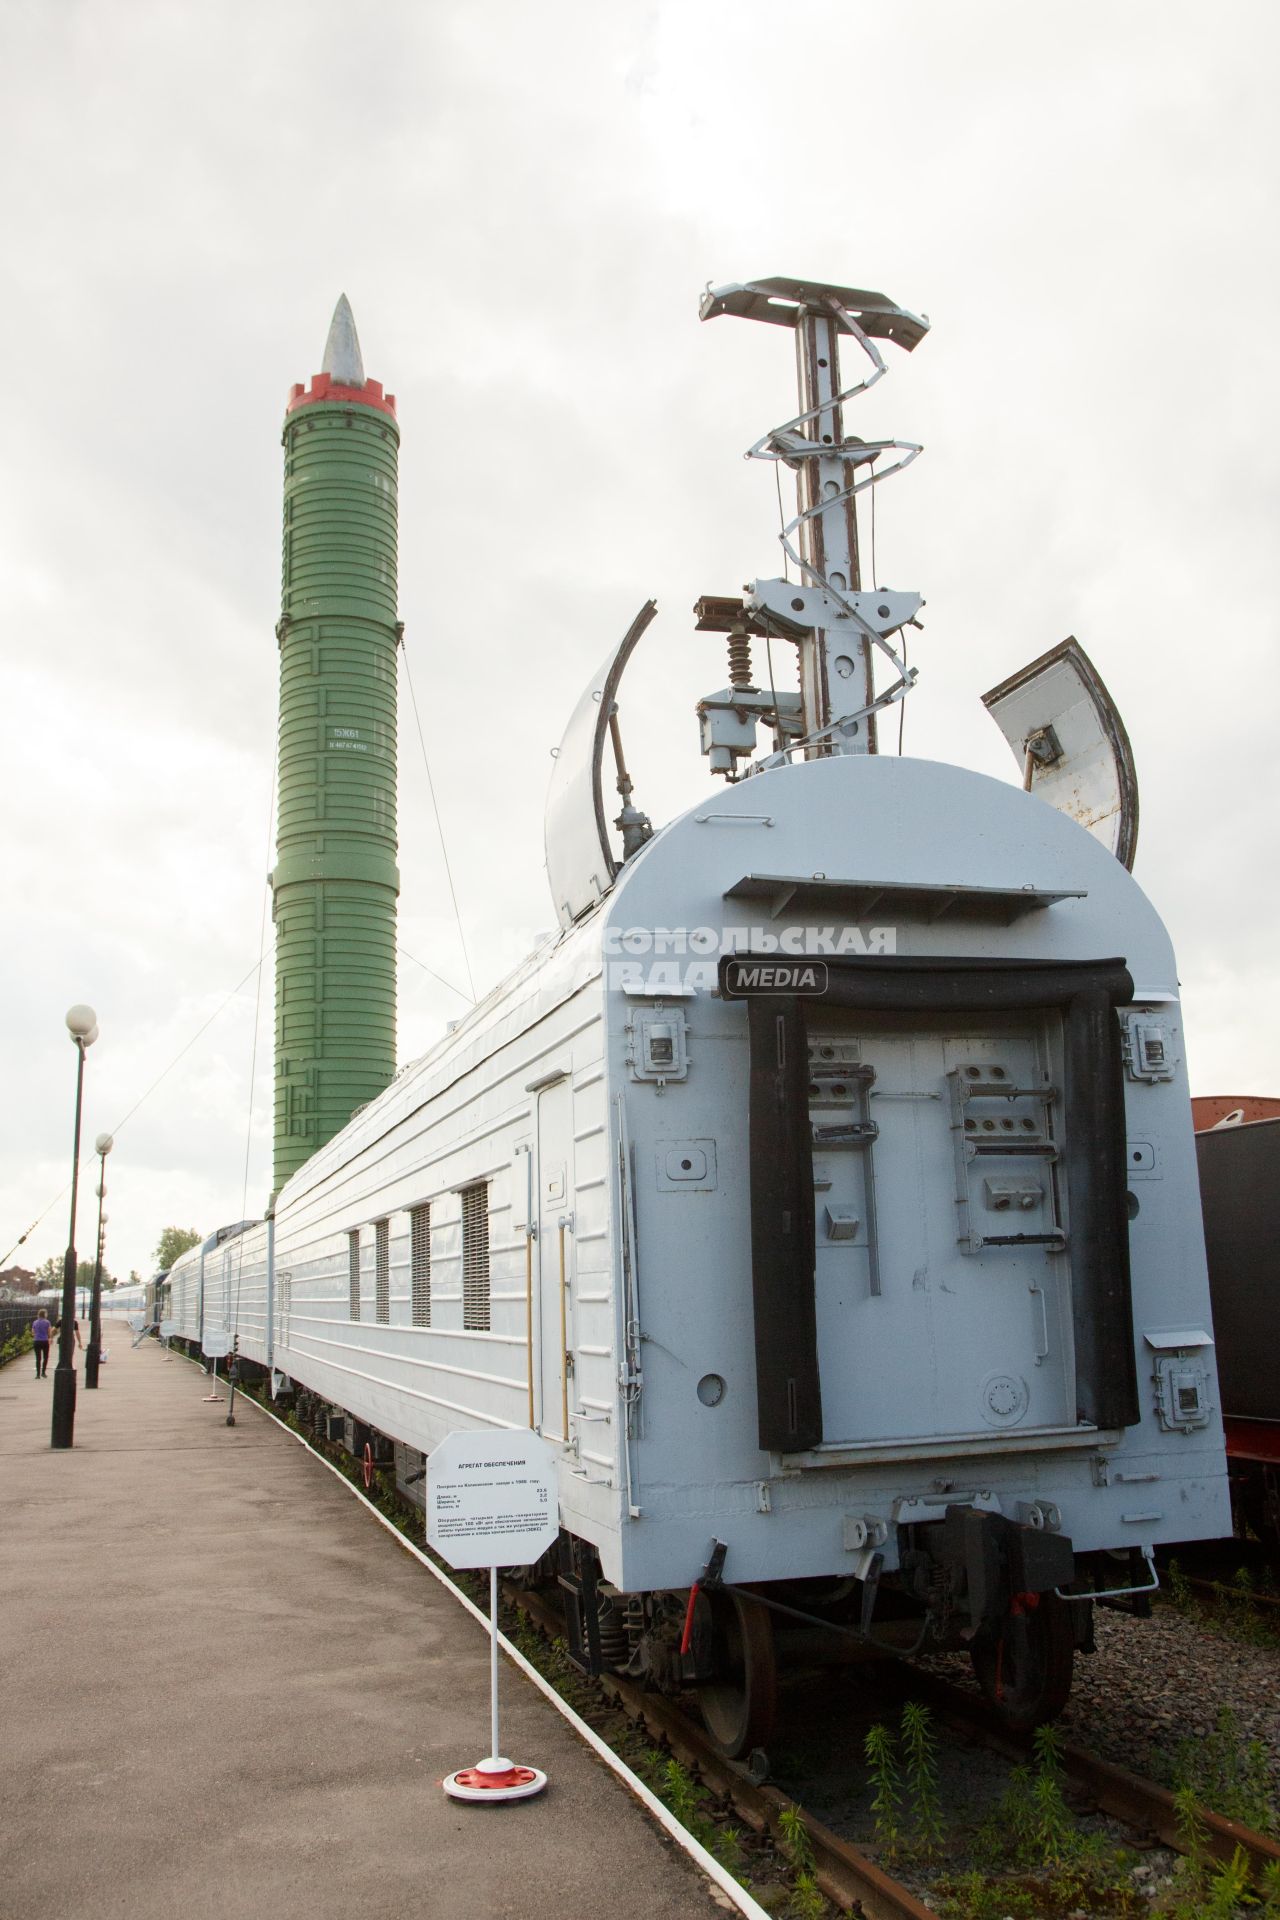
103,1282,147,1319
165,1223,259,1348
178,279,1229,1754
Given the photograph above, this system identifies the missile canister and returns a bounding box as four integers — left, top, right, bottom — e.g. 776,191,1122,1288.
272,296,400,1192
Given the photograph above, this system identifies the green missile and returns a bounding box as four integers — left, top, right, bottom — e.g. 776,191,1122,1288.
272,295,400,1193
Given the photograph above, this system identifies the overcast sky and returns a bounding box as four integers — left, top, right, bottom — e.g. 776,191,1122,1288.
2,0,1276,1286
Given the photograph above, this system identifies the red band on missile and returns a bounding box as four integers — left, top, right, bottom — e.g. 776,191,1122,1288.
287,372,397,418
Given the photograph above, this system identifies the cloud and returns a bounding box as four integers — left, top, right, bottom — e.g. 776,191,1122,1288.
3,0,1277,1279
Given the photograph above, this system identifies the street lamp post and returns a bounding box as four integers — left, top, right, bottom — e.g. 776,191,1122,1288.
85,1133,113,1389
52,1004,98,1450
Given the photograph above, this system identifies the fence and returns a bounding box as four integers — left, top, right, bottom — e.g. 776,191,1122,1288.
0,1303,38,1348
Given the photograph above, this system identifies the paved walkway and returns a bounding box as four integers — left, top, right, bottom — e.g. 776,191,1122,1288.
0,1331,727,1920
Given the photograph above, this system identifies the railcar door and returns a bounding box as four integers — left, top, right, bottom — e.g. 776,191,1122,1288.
535,1078,576,1445
809,1012,1075,1444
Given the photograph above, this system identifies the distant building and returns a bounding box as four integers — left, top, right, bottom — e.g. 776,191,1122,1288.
0,1266,37,1300
1192,1095,1280,1132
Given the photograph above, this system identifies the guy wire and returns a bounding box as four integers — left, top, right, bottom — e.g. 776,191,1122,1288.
398,945,475,1007
232,758,277,1349
400,641,477,1002
1,958,265,1269
775,462,789,581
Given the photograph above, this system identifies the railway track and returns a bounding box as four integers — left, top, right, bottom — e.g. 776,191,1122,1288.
506,1583,1280,1919
1157,1549,1280,1617
220,1375,1280,1918
1176,1572,1280,1616
511,1584,938,1920
905,1668,1280,1883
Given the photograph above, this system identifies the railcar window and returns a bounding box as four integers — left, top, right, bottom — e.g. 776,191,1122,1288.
410,1204,431,1327
375,1219,390,1323
348,1229,361,1321
461,1183,491,1331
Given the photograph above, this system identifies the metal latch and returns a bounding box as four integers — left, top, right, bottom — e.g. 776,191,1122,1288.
1123,1015,1176,1083
626,1007,689,1086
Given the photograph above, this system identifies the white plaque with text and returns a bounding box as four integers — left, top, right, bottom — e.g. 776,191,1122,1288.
427,1428,559,1571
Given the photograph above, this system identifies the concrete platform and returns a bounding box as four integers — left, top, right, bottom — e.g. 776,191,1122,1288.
0,1330,731,1920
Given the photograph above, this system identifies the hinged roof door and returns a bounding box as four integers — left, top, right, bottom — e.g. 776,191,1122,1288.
982,638,1139,870
544,602,656,928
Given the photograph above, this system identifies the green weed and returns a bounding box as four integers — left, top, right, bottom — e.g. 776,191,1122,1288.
1029,1725,1074,1866
786,1870,825,1920
1259,1859,1280,1915
1167,1556,1193,1608
0,1328,34,1369
864,1721,902,1858
901,1700,945,1855
661,1756,699,1826
1173,1707,1276,1835
935,1869,1034,1920
713,1824,746,1876
776,1803,816,1873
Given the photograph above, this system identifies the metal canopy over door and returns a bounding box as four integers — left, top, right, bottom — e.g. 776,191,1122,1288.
808,1013,1073,1444
534,1077,576,1443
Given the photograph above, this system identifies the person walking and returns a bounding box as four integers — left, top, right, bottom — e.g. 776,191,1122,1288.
32,1310,51,1378
51,1315,82,1355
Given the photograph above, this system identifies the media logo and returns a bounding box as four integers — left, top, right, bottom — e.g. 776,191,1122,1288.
721,958,830,998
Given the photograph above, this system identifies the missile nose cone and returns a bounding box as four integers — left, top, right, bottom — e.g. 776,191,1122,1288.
322,293,365,387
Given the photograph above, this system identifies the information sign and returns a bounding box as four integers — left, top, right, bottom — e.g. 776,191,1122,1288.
427,1427,558,1571
201,1327,232,1358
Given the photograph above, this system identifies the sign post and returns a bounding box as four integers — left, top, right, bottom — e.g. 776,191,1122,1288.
201,1326,231,1402
427,1427,559,1802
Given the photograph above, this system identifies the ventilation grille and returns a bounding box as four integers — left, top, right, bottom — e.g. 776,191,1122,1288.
348,1229,361,1321
461,1183,490,1331
375,1219,390,1324
410,1204,431,1327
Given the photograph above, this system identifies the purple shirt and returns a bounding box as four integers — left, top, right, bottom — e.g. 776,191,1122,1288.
32,1317,51,1342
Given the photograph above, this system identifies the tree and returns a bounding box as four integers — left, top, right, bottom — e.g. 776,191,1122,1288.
33,1253,114,1295
153,1226,201,1271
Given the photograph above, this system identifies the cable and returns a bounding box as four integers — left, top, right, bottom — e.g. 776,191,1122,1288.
774,461,789,582
765,635,782,753
400,642,477,1002
230,760,277,1364
398,945,475,1008
0,958,266,1270
870,451,878,590
111,959,266,1140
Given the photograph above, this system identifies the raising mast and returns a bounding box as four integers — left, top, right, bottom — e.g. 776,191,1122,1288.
694,277,928,778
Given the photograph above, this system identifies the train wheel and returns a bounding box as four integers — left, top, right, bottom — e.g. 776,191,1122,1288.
970,1591,1073,1731
696,1589,778,1759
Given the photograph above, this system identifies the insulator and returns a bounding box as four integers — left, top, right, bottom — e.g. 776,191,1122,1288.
727,625,755,690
